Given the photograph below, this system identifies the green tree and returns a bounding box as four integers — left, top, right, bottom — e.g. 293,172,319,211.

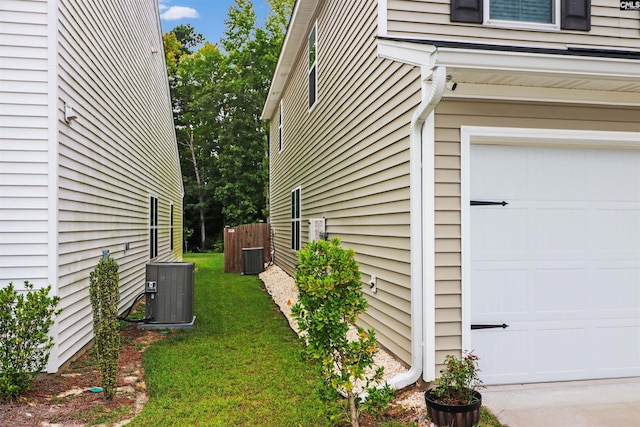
172,23,205,52
215,0,294,226
174,42,226,248
162,1,294,249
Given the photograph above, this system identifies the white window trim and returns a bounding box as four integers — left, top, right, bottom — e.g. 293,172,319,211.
483,0,560,32
377,0,388,37
149,195,159,259
308,22,318,112
170,201,174,251
291,186,302,251
278,100,284,152
460,126,640,352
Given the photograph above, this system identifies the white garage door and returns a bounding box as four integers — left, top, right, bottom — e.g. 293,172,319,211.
470,144,640,385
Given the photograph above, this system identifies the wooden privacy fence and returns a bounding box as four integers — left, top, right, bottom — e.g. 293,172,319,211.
223,222,271,273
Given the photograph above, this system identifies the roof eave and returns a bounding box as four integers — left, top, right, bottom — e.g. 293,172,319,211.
261,0,321,121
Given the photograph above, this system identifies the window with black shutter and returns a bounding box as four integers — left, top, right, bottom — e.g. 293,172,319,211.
451,0,590,31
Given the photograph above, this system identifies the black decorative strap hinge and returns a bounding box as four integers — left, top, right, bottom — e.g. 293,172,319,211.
470,200,508,206
471,323,509,330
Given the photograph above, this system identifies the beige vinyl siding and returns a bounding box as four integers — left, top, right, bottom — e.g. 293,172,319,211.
433,99,640,367
0,0,50,285
55,0,182,365
269,0,421,364
386,0,640,49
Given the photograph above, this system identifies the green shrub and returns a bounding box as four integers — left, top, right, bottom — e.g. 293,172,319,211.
89,256,120,400
0,282,61,402
292,238,389,427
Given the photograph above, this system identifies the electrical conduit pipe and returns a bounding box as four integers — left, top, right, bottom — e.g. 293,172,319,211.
387,65,446,390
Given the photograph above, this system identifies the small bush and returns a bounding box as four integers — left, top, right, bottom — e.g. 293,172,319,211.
89,256,120,400
0,282,61,402
292,238,389,427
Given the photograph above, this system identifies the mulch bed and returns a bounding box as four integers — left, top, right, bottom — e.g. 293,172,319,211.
0,324,164,427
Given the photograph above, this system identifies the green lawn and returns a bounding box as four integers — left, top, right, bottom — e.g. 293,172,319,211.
127,253,502,427
128,253,334,426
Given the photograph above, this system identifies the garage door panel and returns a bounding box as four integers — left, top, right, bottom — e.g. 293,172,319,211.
588,154,640,199
592,268,640,313
471,208,528,255
533,327,589,376
530,149,589,200
534,208,587,253
596,325,640,373
471,145,528,199
472,328,530,384
592,208,640,254
472,268,529,319
534,268,587,313
470,143,640,385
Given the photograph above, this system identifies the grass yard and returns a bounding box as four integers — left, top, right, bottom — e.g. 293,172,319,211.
128,253,334,426
127,253,503,427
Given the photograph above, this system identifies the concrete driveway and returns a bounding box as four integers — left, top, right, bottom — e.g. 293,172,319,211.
481,377,640,426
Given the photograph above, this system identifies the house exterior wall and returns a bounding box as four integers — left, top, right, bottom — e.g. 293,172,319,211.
433,99,640,366
55,0,183,367
269,0,421,364
1,0,182,371
0,0,51,285
267,0,640,377
385,0,640,49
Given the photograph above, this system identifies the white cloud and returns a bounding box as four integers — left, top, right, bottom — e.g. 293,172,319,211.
157,0,169,11
160,5,199,20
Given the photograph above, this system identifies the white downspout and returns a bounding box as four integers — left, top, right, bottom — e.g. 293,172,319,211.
387,65,446,390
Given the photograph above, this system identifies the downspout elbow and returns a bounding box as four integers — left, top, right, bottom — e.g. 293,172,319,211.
387,65,446,391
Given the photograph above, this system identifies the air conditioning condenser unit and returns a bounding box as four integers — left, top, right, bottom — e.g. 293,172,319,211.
139,262,196,329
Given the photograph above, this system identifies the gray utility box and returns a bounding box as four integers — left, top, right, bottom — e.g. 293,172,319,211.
242,247,264,275
143,262,195,328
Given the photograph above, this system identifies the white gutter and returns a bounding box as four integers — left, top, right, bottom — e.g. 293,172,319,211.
387,65,446,389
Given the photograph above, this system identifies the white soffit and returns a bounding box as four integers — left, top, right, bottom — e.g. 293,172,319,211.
377,39,640,105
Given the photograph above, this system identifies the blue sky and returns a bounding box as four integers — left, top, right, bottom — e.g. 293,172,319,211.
158,0,271,45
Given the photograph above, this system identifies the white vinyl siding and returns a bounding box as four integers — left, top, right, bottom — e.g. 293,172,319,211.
0,0,50,285
269,0,420,364
386,1,639,49
53,0,183,367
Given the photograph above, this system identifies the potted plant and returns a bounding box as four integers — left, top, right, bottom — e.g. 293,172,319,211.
425,351,483,427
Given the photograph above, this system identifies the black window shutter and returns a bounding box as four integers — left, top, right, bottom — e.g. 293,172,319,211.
451,0,483,23
561,0,591,31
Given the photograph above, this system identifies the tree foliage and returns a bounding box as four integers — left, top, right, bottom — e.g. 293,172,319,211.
89,256,120,400
163,0,294,250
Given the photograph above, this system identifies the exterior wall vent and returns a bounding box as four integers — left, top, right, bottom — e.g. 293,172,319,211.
140,262,195,329
242,247,264,275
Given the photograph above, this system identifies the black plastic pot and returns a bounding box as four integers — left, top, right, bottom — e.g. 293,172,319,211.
424,389,482,427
